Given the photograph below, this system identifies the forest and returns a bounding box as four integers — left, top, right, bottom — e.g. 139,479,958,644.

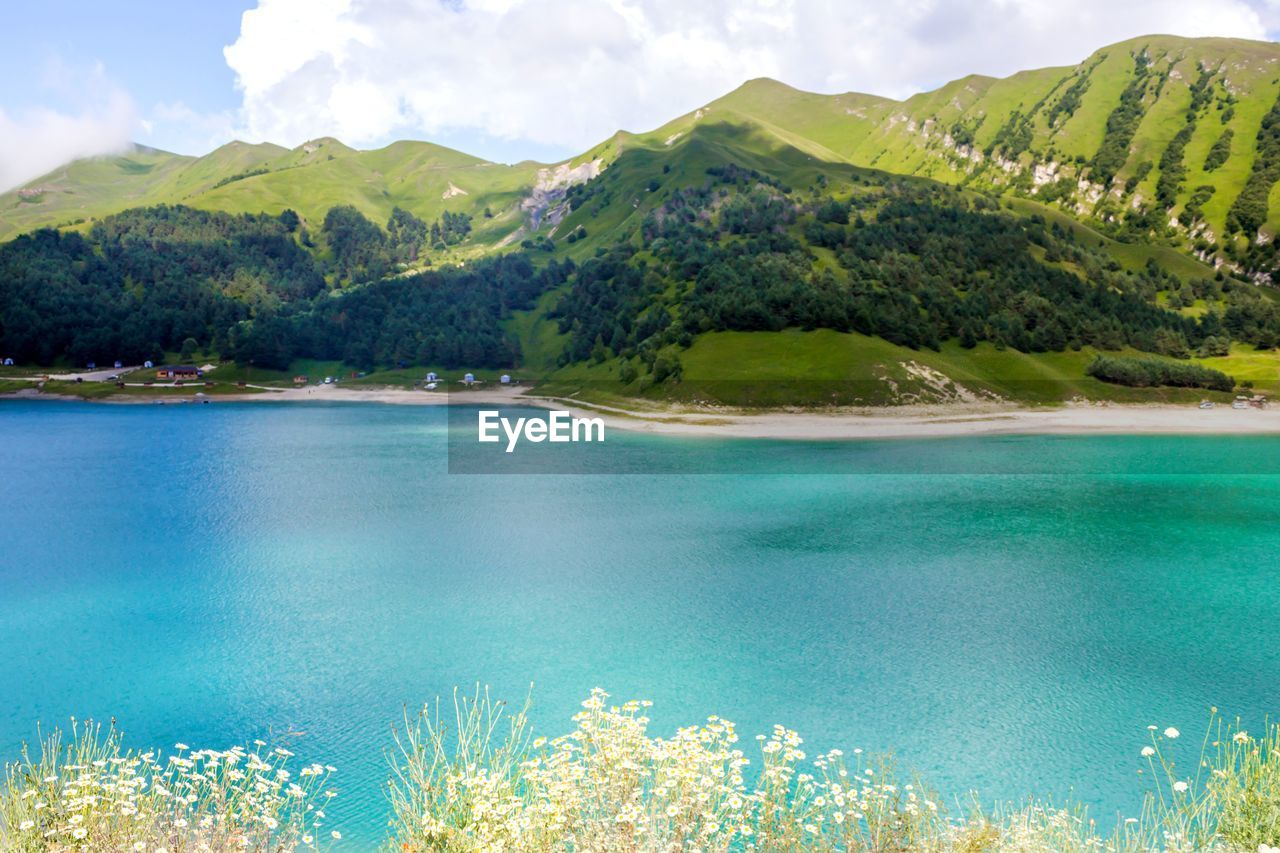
4,165,1280,382
0,204,557,369
551,165,1279,384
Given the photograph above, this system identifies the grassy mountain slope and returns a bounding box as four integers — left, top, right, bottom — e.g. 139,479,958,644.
7,34,1280,406
8,36,1280,269
505,120,1276,406
0,137,541,249
591,36,1280,279
0,146,195,236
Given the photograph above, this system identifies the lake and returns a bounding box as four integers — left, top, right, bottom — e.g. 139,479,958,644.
2,400,1278,845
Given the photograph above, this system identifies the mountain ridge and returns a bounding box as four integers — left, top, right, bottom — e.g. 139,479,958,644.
12,35,1280,405
8,33,1280,282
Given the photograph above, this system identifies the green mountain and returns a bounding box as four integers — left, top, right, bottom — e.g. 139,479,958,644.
0,137,545,251
9,36,1280,266
624,35,1280,275
6,34,1280,405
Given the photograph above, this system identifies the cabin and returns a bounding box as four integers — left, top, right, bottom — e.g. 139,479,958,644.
157,365,202,381
293,375,309,386
425,372,438,382
143,360,154,369
463,373,476,385
2,358,13,366
499,374,511,384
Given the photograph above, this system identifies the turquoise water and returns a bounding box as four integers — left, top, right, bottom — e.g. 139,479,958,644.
3,400,1280,845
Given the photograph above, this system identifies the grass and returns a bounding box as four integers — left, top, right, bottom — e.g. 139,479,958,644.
11,688,1269,850
10,334,1275,409
0,379,38,395
9,37,1278,262
541,330,1256,408
380,690,1280,851
15,380,269,400
0,721,336,850
1197,342,1280,393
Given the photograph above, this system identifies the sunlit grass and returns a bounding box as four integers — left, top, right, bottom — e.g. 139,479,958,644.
4,693,1279,850
0,720,338,851
385,689,1280,852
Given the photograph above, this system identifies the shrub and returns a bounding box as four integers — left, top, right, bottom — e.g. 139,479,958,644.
1086,354,1234,392
1204,129,1234,172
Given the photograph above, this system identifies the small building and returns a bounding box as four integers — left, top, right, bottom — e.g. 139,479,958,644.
293,375,309,386
143,360,154,369
87,362,96,370
113,360,123,369
426,372,438,382
157,365,201,381
463,372,476,385
499,374,511,384
2,358,13,366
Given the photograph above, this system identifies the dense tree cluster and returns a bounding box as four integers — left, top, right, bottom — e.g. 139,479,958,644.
551,170,1266,379
1155,69,1215,210
229,255,571,370
0,206,320,364
323,205,474,284
1045,64,1096,129
1090,53,1159,186
0,204,557,370
1086,354,1234,391
1227,91,1280,237
1203,128,1233,172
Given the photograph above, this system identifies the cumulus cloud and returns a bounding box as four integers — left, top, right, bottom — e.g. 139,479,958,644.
0,63,137,192
222,0,1270,158
145,101,240,156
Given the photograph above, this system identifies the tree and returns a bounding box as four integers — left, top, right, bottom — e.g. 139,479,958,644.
180,337,199,361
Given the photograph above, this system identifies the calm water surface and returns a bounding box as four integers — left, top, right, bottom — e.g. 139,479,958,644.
2,400,1278,845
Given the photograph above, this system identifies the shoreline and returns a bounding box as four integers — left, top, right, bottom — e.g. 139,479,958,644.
6,383,1280,438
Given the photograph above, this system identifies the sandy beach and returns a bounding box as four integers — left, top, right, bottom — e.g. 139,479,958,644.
524,396,1280,439
8,381,1280,439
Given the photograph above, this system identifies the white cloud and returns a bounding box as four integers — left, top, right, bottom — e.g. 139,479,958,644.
221,0,1271,159
144,101,240,155
0,63,137,192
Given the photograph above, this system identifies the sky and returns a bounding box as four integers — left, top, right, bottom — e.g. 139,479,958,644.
3,0,1280,191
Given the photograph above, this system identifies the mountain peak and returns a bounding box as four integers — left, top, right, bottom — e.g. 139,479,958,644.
295,137,355,155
